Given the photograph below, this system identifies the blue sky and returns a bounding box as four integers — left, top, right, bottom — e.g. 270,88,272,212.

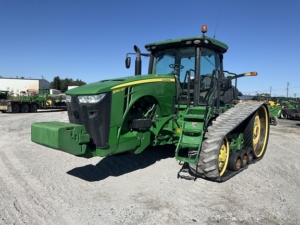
1,0,300,97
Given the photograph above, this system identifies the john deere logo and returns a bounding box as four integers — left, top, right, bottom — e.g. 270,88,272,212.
192,122,198,128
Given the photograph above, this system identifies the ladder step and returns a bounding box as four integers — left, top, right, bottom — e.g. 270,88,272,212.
180,142,199,148
183,114,204,120
176,156,197,164
182,128,202,134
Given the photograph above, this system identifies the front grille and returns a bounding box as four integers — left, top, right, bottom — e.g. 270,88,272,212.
67,92,112,149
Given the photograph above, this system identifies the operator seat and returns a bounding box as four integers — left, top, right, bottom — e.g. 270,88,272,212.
199,75,211,102
220,86,242,104
172,70,182,102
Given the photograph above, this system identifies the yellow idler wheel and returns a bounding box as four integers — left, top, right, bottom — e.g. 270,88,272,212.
244,105,270,158
188,136,230,180
46,97,55,106
253,114,261,150
46,99,52,106
218,137,230,176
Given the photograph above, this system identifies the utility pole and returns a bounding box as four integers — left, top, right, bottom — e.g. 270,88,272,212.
270,86,272,96
287,82,289,98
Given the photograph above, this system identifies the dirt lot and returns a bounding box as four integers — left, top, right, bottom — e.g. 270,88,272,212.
0,110,300,225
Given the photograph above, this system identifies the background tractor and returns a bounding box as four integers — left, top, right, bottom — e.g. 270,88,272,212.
0,88,66,113
279,101,300,119
238,95,281,126
31,25,270,182
252,96,281,126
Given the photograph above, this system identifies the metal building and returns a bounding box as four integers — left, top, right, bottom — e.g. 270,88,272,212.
0,77,50,96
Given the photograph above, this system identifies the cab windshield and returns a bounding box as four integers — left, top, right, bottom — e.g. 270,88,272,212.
152,46,221,82
39,89,50,95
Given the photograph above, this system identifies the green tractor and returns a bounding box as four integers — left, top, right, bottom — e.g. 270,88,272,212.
35,88,66,108
2,88,66,113
280,101,300,119
268,105,281,125
31,25,269,182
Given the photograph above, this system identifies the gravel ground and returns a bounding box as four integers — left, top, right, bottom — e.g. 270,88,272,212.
0,110,300,225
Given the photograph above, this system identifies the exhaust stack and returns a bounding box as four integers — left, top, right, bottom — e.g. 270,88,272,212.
134,45,141,75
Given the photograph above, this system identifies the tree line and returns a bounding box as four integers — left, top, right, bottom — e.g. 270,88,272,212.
50,76,86,93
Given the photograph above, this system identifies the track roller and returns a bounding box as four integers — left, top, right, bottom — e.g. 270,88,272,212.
227,152,242,171
246,147,254,164
239,149,248,168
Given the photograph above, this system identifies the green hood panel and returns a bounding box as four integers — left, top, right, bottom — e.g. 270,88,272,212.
66,74,175,95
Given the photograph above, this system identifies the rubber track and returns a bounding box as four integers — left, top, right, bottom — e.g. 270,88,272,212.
189,101,267,182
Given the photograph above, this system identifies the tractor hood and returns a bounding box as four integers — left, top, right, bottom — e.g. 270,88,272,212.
66,74,175,95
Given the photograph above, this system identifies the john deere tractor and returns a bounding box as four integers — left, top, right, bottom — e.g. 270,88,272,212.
31,25,269,182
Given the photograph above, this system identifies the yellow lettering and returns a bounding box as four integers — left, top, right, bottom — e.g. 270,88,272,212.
113,88,124,94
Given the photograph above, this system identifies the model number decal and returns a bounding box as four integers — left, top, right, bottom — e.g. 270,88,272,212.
113,88,124,94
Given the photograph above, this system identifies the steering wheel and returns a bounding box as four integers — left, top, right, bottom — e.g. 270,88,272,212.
169,64,184,70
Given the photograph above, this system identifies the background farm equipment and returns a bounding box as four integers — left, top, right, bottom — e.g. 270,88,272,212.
236,96,280,126
0,88,66,113
280,101,300,119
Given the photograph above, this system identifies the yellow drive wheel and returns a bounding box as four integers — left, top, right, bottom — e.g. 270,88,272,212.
218,137,230,176
245,105,269,158
253,114,261,150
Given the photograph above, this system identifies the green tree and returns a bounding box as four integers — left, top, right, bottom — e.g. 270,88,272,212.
60,78,73,92
73,79,86,86
50,76,61,90
49,76,86,92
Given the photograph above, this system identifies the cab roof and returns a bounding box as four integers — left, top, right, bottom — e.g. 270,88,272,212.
145,36,228,54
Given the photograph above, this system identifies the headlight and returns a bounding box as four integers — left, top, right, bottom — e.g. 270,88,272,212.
78,93,106,104
66,95,72,103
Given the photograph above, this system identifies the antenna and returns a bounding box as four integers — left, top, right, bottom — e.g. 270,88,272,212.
213,5,222,39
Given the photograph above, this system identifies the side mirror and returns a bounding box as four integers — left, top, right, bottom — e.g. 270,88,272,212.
220,77,232,91
125,57,131,69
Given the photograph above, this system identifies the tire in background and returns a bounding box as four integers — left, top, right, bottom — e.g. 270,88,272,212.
280,111,287,119
12,104,20,113
21,104,29,113
270,116,278,126
30,104,38,113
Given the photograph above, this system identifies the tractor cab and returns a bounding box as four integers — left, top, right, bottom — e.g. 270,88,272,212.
125,25,248,120
149,44,221,106
0,90,8,100
38,88,50,96
142,25,234,118
125,27,230,110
